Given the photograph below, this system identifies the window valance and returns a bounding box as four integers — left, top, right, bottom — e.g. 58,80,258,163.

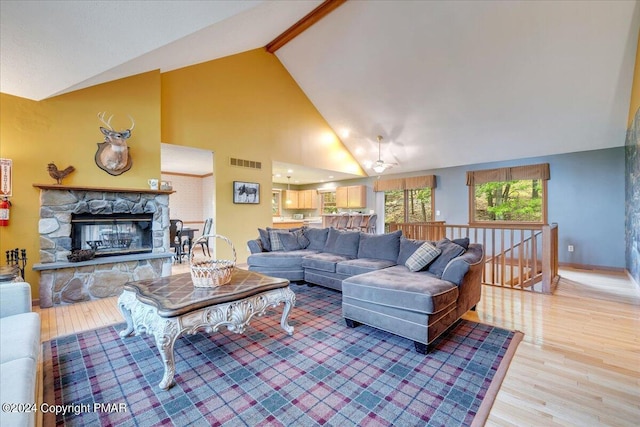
374,175,436,192
466,163,550,186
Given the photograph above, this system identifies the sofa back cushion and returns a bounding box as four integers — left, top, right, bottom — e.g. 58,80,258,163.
397,236,427,265
357,230,401,262
258,228,271,251
323,228,361,258
427,238,466,277
303,228,330,251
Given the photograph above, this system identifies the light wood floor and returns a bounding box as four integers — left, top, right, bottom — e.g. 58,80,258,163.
34,265,640,426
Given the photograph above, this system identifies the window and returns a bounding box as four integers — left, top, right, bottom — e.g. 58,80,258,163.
320,191,337,214
272,191,281,216
374,175,436,229
384,188,433,224
467,163,549,225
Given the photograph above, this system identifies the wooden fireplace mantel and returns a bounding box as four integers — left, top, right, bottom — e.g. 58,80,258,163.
32,184,174,195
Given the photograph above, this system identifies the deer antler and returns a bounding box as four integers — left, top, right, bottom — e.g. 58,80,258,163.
127,115,135,131
97,112,114,130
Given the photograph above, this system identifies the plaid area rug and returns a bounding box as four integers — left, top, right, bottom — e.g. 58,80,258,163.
43,284,521,427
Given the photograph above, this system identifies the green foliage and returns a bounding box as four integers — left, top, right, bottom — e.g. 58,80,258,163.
474,179,542,222
385,188,432,224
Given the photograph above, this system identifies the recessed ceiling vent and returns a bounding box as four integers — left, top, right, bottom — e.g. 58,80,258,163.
229,157,262,170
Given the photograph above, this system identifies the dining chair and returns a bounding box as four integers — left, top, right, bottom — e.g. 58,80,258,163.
326,216,339,228
348,214,363,230
336,213,350,230
169,219,185,263
192,217,213,256
360,214,377,234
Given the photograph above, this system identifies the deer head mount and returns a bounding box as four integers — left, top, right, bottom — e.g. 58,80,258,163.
94,112,134,176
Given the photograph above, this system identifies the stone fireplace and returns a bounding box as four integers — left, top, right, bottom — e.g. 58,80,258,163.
33,184,174,307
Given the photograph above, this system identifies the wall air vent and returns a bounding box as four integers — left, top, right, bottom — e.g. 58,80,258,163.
229,157,262,170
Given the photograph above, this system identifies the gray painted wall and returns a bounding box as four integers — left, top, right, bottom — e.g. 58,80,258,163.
345,147,625,269
287,147,626,269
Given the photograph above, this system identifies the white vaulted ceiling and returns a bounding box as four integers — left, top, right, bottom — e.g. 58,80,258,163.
2,0,639,177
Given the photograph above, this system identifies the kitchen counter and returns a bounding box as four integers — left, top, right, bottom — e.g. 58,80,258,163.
271,219,305,229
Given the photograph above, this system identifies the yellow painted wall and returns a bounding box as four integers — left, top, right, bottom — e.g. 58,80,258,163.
0,71,161,297
630,29,640,127
0,49,362,298
161,48,363,263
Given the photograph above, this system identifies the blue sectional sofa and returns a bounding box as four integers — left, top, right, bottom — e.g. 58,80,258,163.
0,281,40,427
247,227,484,353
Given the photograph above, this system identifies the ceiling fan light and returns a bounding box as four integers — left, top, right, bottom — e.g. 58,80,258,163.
373,164,386,174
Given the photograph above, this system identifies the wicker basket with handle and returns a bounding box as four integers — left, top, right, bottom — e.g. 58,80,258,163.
189,234,237,288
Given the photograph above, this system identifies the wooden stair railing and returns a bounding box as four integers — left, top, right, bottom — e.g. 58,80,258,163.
386,222,559,294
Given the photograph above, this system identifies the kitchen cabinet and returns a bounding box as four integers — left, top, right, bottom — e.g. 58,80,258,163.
283,190,299,209
301,189,318,209
283,189,317,209
336,185,366,208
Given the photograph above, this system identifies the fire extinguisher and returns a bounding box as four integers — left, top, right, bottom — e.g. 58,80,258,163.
0,197,10,226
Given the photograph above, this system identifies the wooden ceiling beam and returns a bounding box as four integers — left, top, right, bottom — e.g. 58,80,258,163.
265,0,347,53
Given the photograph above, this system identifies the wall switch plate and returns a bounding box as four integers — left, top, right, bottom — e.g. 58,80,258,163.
568,245,574,252
436,210,441,216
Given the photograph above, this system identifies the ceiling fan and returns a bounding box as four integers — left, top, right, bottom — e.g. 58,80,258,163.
371,135,398,174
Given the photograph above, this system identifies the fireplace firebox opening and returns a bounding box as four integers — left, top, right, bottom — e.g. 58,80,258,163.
71,213,154,257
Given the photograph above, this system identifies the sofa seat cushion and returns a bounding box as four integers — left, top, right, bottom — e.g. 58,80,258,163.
301,252,353,273
247,266,304,282
247,249,318,268
0,312,40,364
342,265,458,315
336,258,397,276
0,357,37,427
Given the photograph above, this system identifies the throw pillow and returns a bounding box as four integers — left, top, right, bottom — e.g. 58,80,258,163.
427,238,466,277
357,230,402,262
258,228,271,252
268,229,286,251
323,228,361,257
405,241,441,272
397,236,427,265
270,228,309,252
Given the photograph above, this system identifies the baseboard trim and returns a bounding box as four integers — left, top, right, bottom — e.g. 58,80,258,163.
558,262,626,273
626,270,640,289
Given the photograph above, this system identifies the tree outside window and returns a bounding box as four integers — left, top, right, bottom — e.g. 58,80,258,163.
385,187,433,228
473,180,543,222
467,163,549,225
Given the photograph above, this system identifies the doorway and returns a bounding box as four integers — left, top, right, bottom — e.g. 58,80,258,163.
160,143,215,238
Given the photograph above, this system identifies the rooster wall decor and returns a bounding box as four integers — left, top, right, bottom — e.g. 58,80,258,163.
47,163,75,185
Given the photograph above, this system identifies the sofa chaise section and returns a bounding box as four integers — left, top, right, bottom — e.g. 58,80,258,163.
342,243,484,354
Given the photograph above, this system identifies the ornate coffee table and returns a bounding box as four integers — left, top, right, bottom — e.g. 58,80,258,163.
117,268,295,390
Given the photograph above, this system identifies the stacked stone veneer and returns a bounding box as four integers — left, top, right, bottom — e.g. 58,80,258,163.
626,108,640,285
37,189,172,307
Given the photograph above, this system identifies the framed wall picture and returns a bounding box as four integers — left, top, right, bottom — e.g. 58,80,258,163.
233,181,260,204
